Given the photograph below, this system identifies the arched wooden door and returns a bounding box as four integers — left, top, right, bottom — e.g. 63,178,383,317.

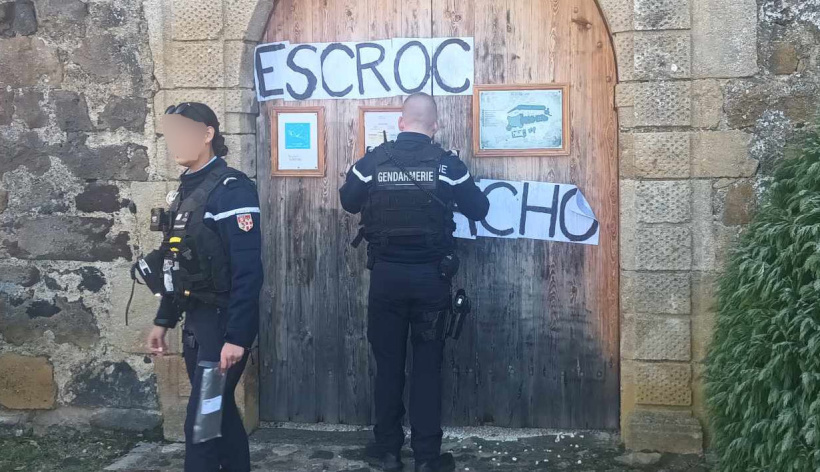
257,0,619,429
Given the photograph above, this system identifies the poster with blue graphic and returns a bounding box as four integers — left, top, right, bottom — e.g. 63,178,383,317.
284,123,311,149
277,112,319,171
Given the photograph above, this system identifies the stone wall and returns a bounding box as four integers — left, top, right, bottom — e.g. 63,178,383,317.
0,0,168,432
601,0,820,453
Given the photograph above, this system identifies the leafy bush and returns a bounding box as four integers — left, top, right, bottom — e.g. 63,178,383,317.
706,127,820,471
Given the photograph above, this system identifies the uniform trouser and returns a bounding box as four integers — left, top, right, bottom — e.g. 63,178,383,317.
368,260,450,463
182,303,251,472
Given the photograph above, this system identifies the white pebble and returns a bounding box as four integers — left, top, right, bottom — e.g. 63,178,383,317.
577,460,582,464
512,457,517,461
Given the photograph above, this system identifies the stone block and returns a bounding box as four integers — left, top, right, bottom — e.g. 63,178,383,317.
0,36,62,87
14,90,46,128
90,408,163,433
633,31,691,80
0,89,12,125
636,224,692,271
223,112,256,134
691,79,722,128
170,41,225,88
224,134,258,178
31,407,94,433
56,134,149,181
70,33,138,84
225,89,259,114
619,133,636,178
636,180,691,223
691,271,716,362
624,361,692,406
691,363,710,444
613,33,635,82
225,0,275,40
0,215,132,262
615,83,636,108
172,0,223,40
224,40,256,89
625,409,703,453
236,352,259,433
0,262,40,286
622,314,691,361
0,0,37,37
633,132,690,178
618,106,636,129
75,182,123,213
99,97,148,132
719,180,756,226
620,180,638,271
634,81,691,127
66,360,158,409
153,354,186,442
692,0,757,78
634,0,691,30
692,179,717,272
769,42,799,75
691,131,757,178
621,271,691,314
0,295,100,348
0,354,55,409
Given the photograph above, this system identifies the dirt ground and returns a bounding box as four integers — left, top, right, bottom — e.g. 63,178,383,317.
2,425,711,472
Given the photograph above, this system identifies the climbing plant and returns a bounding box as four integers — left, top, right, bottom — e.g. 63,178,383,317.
706,125,820,471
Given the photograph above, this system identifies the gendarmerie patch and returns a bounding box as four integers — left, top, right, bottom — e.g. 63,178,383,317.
375,166,437,190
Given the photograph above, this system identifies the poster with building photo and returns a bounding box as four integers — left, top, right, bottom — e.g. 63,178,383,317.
472,84,570,157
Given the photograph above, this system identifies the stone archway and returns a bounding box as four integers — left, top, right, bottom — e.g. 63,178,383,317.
149,0,760,453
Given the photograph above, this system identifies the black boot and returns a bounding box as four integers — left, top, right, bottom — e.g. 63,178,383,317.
365,442,404,471
414,453,455,472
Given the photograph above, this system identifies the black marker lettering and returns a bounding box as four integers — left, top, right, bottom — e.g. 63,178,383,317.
255,43,286,98
394,40,431,94
356,42,389,95
519,182,560,238
286,44,318,100
480,182,518,237
559,188,599,242
432,38,471,94
320,43,354,97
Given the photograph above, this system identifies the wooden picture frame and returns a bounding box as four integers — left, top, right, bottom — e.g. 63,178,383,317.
472,83,570,157
357,106,402,158
270,106,326,177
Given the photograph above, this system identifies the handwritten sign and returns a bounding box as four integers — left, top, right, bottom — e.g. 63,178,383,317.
254,37,474,102
454,180,599,245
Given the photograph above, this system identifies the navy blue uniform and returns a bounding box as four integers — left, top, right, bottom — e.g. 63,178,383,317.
340,132,489,465
153,156,262,472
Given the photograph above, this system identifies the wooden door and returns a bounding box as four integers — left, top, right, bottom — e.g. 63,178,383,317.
257,0,619,429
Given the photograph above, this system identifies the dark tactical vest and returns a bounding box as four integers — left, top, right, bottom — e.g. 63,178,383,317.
163,165,245,306
360,141,455,249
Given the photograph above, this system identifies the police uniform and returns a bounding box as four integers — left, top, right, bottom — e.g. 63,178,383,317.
152,156,262,472
340,131,489,471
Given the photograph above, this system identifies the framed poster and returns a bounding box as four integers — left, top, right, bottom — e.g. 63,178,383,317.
358,106,402,157
472,84,570,157
270,106,325,177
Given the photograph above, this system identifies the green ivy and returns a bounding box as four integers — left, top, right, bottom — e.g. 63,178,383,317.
706,126,820,471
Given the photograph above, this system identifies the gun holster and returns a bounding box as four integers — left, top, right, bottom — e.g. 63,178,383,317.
440,289,471,341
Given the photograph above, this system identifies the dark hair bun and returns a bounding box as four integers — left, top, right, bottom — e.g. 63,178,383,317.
212,133,229,156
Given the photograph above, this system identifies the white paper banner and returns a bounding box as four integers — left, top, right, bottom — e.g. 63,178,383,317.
454,180,600,246
254,37,474,102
